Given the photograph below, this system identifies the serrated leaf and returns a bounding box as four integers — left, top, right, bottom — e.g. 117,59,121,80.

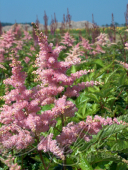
118,73,127,85
92,103,99,110
94,59,104,67
111,140,128,152
56,119,62,126
106,96,116,102
79,153,93,170
86,150,122,164
94,161,113,170
105,69,118,84
82,102,87,116
76,112,84,119
98,124,127,142
102,87,114,97
86,93,99,102
116,162,127,170
117,114,128,123
95,62,113,79
117,85,128,91
31,156,41,162
93,91,104,98
76,93,89,105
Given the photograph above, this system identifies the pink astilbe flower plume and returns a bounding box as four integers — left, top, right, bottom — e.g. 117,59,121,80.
38,133,65,160
0,29,15,62
65,43,85,65
13,24,22,40
57,115,125,147
0,26,32,63
23,30,32,41
115,60,128,70
60,32,75,47
81,37,93,50
95,44,105,53
95,33,111,46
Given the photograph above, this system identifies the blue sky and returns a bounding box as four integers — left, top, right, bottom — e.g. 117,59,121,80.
0,0,128,26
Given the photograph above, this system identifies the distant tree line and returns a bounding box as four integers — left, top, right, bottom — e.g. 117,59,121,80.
102,22,127,27
1,22,32,27
0,22,126,27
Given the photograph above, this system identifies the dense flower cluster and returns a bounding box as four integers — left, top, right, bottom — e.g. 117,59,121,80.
0,29,15,62
0,25,32,63
80,36,105,56
57,115,124,147
0,154,21,170
0,24,126,169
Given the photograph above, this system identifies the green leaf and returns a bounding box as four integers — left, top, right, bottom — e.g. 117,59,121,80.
79,153,93,170
71,65,76,73
85,93,99,102
76,93,89,105
116,162,127,170
97,124,127,142
92,103,100,111
41,104,54,111
95,62,113,79
81,102,87,116
94,161,113,170
30,156,41,162
94,59,104,67
102,87,114,97
117,85,128,91
105,69,118,84
88,86,100,93
87,150,123,164
117,114,128,123
111,140,128,152
118,72,127,85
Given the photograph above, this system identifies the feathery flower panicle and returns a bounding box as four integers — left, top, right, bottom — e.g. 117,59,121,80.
116,60,128,70
65,44,85,65
95,33,111,46
0,29,15,62
24,56,30,63
60,32,75,47
0,124,34,150
81,37,92,50
0,58,54,140
13,24,22,40
64,80,102,98
81,35,107,56
28,24,107,156
38,133,65,160
0,27,32,63
57,115,125,147
95,44,105,53
0,64,6,70
0,154,21,170
23,30,32,41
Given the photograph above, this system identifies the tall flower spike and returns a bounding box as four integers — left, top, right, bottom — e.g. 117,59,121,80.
95,33,111,46
61,32,75,47
65,43,85,65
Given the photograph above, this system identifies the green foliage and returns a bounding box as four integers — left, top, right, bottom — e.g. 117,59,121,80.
79,153,93,170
